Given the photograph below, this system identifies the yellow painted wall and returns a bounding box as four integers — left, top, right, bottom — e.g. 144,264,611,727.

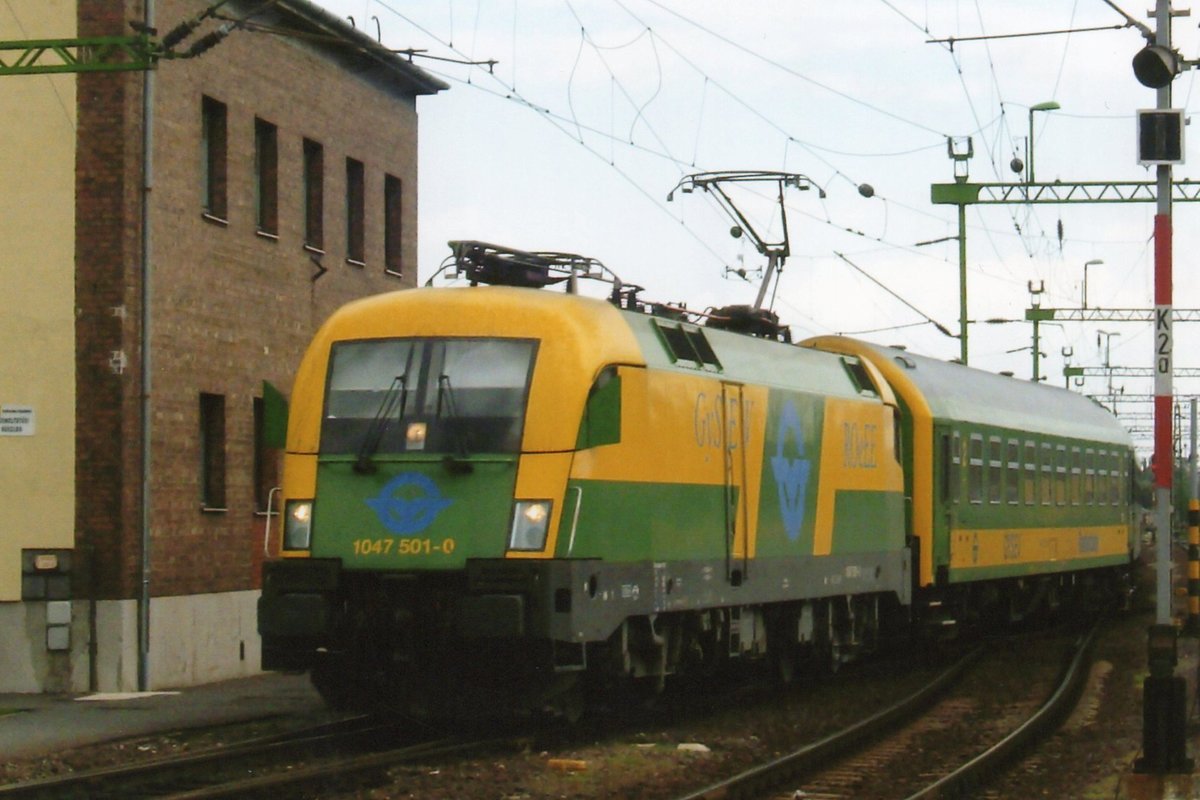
0,1,77,601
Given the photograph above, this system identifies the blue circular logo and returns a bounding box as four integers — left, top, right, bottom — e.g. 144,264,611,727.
365,473,453,535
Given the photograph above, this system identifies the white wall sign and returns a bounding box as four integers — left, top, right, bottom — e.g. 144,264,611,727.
0,405,35,436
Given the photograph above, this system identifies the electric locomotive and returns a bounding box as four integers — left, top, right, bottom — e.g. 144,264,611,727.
258,241,1135,715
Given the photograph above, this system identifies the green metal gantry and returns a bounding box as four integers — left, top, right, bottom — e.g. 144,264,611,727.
931,177,1200,368
0,35,163,76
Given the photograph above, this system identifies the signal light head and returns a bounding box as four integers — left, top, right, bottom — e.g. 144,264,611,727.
1133,44,1180,89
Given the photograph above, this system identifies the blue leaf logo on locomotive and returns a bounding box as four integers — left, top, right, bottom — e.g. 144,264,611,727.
771,399,811,542
365,473,454,535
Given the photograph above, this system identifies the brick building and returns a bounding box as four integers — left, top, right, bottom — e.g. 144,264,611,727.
0,0,445,692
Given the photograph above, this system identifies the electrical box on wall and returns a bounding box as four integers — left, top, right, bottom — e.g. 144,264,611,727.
1138,109,1186,166
21,549,72,600
46,600,71,651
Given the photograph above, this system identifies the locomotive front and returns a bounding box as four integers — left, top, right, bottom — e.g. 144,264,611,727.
258,286,644,713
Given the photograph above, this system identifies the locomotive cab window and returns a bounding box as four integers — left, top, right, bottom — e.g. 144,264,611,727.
577,366,622,449
321,337,537,456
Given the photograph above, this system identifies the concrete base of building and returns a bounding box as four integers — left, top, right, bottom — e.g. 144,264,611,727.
0,590,263,693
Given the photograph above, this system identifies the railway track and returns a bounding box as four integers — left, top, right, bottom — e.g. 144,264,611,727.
673,620,1101,800
0,714,500,800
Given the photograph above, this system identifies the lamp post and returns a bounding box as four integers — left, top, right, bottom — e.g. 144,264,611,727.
1098,329,1121,398
1027,101,1061,184
1083,258,1104,309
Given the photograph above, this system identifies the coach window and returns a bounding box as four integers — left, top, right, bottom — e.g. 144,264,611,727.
1084,448,1096,504
1070,447,1082,506
1023,440,1037,505
967,433,983,504
945,431,961,504
200,393,226,511
1097,449,1109,505
1040,442,1053,506
201,95,227,222
1006,439,1020,504
1055,445,1068,506
988,436,1003,504
1110,453,1122,505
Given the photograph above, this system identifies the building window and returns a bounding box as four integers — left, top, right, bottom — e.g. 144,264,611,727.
303,138,324,250
201,95,228,220
384,173,402,275
200,393,226,510
346,157,365,264
254,117,278,235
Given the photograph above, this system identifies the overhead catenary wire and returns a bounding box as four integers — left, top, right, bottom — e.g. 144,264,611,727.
834,252,957,338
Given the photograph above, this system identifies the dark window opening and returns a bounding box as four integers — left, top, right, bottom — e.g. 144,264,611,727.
200,393,227,509
303,138,324,250
384,173,403,275
254,118,278,235
201,95,227,219
346,157,365,264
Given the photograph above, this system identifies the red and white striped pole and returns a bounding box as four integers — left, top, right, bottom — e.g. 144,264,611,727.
1136,0,1191,776
1154,210,1173,629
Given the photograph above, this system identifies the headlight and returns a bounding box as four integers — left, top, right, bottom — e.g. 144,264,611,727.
283,500,313,551
509,500,552,551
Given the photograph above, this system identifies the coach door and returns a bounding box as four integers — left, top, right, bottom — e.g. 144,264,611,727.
721,381,750,585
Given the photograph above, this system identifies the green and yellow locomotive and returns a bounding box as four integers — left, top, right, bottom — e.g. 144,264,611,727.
258,242,1136,714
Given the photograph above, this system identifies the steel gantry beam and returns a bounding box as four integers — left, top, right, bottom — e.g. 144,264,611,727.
932,179,1200,205
0,36,162,75
1027,307,1200,323
1066,367,1200,379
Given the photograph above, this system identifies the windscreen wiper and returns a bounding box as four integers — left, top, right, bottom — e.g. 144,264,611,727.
436,374,474,474
353,373,408,474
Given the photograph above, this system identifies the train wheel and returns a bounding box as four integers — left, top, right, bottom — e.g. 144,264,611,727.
310,653,366,712
774,640,799,685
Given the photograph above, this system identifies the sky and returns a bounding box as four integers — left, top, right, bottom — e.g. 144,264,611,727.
311,0,1200,457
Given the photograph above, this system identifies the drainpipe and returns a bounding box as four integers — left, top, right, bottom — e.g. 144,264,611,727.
138,0,155,692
